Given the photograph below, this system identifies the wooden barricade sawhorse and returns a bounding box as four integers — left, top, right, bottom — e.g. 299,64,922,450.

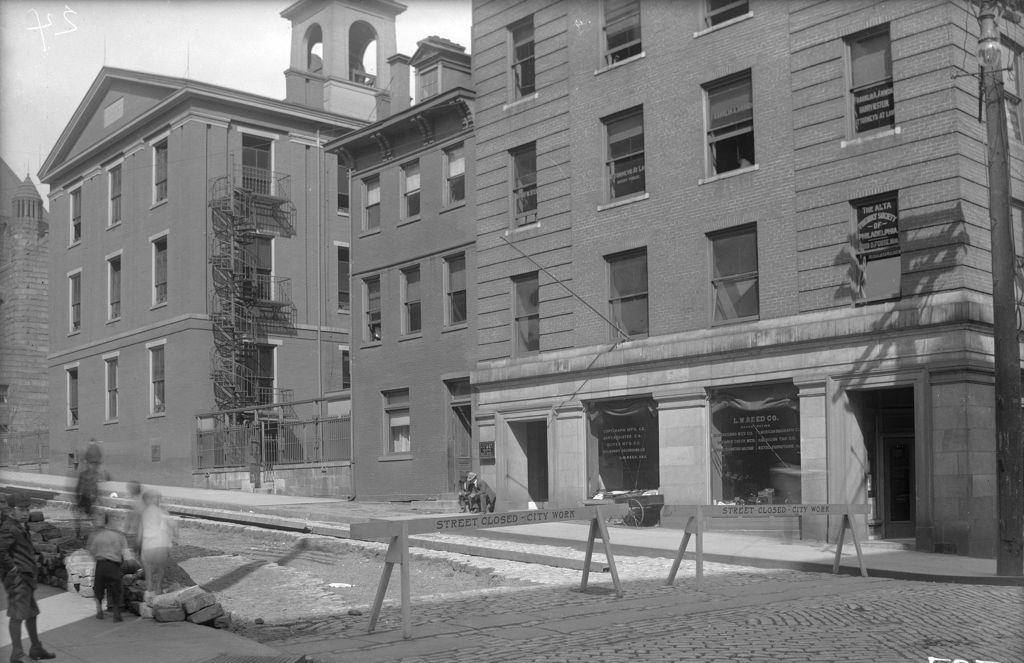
348,505,622,639
665,503,872,589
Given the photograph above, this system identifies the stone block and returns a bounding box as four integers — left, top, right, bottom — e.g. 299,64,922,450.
28,511,44,522
153,605,186,622
213,612,231,629
78,586,94,598
183,591,216,615
174,585,206,603
148,592,182,609
186,602,224,624
138,604,154,619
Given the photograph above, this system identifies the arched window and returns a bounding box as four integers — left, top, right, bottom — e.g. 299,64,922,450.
306,24,323,73
349,21,378,86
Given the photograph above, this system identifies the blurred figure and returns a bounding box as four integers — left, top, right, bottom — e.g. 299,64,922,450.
0,492,56,662
137,491,177,598
123,480,144,556
75,441,109,537
86,511,126,622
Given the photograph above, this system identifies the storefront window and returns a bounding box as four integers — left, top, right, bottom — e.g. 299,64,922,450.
587,397,659,492
709,383,801,504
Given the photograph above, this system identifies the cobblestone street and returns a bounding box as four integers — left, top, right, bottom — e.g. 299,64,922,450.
254,554,1023,663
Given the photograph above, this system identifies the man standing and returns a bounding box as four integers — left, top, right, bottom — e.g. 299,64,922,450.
0,492,56,662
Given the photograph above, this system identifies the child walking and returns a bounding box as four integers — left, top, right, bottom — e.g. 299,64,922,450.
86,511,126,621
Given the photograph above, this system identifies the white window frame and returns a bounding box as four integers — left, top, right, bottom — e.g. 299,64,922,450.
603,107,646,201
107,159,124,227
238,126,279,196
511,142,538,226
364,275,382,343
151,132,169,205
444,253,467,327
147,339,167,415
703,0,750,29
65,362,80,429
703,70,756,178
364,174,381,232
151,231,169,307
68,268,82,334
106,250,123,321
603,0,642,66
1002,40,1024,142
444,144,466,206
606,249,649,339
846,25,894,137
420,65,440,101
69,186,82,245
402,160,421,220
401,264,422,335
709,224,760,323
513,272,540,355
103,352,119,422
509,17,536,100
334,241,350,312
383,388,411,455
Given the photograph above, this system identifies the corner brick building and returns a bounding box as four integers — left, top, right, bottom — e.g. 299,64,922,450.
468,0,1021,557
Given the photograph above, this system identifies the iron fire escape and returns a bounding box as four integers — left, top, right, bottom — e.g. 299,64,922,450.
208,158,298,414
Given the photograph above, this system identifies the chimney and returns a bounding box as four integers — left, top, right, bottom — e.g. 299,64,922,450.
388,53,412,114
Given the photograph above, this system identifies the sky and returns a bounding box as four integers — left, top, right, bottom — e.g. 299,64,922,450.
0,0,472,202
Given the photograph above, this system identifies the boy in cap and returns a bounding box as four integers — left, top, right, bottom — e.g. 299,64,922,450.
0,492,56,662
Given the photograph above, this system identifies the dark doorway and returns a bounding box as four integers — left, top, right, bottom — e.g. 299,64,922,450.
508,420,549,506
852,387,915,540
446,379,473,489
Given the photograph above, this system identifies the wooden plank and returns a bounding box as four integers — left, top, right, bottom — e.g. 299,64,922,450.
595,509,622,597
685,503,870,518
350,506,599,540
367,536,400,633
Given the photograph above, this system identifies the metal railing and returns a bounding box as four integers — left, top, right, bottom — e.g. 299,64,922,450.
0,431,49,466
194,415,350,470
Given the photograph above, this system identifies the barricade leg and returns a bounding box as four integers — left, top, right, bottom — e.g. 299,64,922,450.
581,513,622,597
368,535,399,633
666,516,695,586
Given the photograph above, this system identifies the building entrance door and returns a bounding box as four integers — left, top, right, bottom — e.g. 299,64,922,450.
880,434,915,539
507,420,548,508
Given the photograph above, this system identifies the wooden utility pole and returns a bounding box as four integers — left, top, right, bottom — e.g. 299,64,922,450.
977,0,1024,576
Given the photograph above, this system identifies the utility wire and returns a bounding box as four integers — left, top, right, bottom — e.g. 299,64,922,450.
498,232,632,341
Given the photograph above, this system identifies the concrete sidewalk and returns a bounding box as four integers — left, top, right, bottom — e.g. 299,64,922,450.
1,469,1017,585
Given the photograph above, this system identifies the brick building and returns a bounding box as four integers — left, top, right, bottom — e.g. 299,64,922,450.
37,0,407,489
328,36,477,500
469,0,1019,557
0,161,50,456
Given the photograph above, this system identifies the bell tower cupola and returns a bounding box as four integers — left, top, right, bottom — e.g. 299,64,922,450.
281,0,406,122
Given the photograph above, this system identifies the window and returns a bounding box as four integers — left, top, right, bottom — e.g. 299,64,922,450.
150,344,165,414
511,143,538,225
510,17,536,98
69,271,81,333
364,175,380,231
337,163,350,214
337,244,350,311
153,137,168,203
604,108,645,200
604,0,641,65
109,164,122,226
853,193,901,302
243,342,276,405
242,133,273,195
66,366,79,428
705,71,754,176
105,357,118,420
364,276,382,342
849,26,894,134
401,265,421,334
152,235,168,305
341,349,351,389
710,225,759,322
1002,41,1023,140
384,389,411,454
70,188,82,244
421,66,439,100
705,0,749,28
445,253,467,325
107,255,121,320
513,272,539,354
445,144,465,205
607,249,648,338
403,161,421,219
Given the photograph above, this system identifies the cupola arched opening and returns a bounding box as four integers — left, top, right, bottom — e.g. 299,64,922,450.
306,23,324,73
349,21,378,86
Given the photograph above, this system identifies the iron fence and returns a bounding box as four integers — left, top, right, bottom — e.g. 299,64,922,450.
0,431,49,466
194,415,350,470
